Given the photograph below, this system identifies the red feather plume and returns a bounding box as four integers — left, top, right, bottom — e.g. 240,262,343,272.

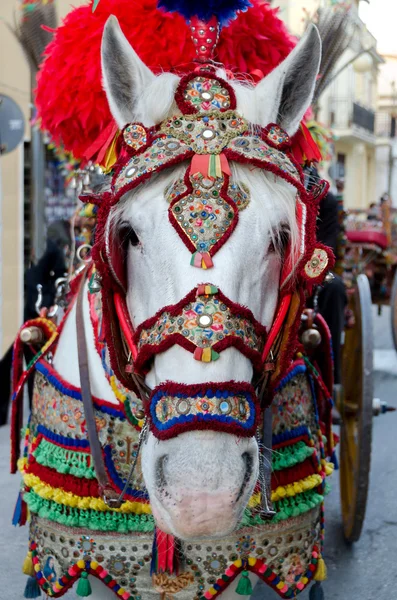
35,0,294,159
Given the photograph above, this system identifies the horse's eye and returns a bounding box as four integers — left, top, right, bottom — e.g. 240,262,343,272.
268,226,290,255
120,222,140,247
128,228,140,247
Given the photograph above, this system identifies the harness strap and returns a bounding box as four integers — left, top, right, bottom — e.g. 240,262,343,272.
76,270,110,495
76,269,146,508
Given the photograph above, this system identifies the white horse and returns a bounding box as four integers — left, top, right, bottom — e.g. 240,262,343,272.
44,17,322,600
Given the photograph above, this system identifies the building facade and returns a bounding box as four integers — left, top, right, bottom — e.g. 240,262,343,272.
0,0,84,355
375,54,397,206
275,0,383,209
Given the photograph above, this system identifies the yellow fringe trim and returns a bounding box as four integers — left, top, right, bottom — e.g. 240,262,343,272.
271,474,323,502
248,492,261,508
22,472,152,515
110,375,127,403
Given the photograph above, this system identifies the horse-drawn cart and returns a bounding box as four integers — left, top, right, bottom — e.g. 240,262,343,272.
333,201,397,543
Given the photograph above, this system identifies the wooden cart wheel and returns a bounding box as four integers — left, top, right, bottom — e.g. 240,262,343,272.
339,274,374,543
391,269,397,353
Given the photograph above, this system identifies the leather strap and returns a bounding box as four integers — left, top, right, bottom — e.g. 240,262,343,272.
76,269,116,502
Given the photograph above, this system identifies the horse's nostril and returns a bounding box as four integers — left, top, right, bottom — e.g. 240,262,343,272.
235,452,254,503
156,455,168,490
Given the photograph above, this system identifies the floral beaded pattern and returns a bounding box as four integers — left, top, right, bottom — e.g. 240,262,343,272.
271,371,315,435
134,286,266,369
229,135,300,181
123,124,148,151
170,173,237,261
165,177,251,211
183,76,232,111
114,135,191,194
304,248,329,279
149,384,257,439
161,111,248,154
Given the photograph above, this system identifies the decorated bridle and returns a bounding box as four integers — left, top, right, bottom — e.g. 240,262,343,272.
83,62,332,442
9,5,333,516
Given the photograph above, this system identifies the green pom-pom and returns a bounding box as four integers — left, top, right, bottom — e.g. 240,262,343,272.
236,570,253,596
24,576,41,598
76,571,92,597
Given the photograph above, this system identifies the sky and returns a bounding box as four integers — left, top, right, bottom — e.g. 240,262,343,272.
359,0,397,55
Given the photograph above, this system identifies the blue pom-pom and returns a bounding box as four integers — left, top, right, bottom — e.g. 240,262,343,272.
158,0,252,26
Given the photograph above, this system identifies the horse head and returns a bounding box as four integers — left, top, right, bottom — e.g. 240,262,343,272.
99,16,322,540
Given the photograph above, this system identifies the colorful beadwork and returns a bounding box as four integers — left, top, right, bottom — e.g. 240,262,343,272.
161,111,247,154
170,172,237,269
304,248,329,279
228,135,300,180
123,124,148,151
266,124,291,148
165,178,250,211
183,76,232,111
134,285,267,372
114,135,191,194
17,352,332,599
149,382,258,439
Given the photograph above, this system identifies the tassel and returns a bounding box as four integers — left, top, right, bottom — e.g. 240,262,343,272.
201,252,213,269
22,552,35,577
314,557,327,582
76,572,92,597
13,490,27,526
330,450,339,470
235,570,253,596
151,529,178,576
196,285,218,297
309,582,325,600
12,491,24,526
190,252,213,269
24,577,41,598
211,349,220,361
150,529,159,576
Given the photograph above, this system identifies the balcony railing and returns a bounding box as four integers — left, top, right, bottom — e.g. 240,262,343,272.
352,102,375,133
328,98,375,134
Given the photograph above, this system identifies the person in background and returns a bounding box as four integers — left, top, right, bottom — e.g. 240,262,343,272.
0,220,71,426
304,166,347,385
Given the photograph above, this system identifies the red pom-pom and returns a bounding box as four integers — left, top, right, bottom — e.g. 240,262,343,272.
35,0,294,159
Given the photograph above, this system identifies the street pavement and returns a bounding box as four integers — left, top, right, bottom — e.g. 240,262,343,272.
0,307,396,600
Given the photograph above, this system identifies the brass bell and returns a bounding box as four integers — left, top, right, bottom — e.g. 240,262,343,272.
301,327,322,349
88,271,102,294
135,409,145,420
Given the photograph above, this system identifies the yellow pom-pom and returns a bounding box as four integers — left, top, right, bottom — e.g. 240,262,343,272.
77,559,86,569
314,557,327,582
248,557,257,567
22,551,35,577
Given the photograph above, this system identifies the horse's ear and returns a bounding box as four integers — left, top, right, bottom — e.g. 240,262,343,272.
255,24,321,135
101,15,156,127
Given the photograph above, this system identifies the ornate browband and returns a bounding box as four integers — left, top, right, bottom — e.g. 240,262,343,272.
88,70,329,280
